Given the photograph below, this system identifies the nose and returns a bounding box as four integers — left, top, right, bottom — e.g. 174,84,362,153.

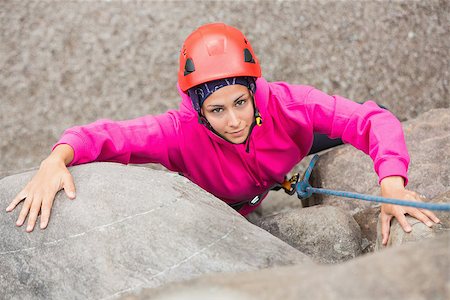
227,110,240,128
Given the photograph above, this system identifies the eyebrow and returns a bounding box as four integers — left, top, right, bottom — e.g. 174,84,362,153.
206,94,247,108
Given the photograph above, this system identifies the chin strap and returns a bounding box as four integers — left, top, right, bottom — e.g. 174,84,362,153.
244,94,263,153
197,114,211,128
250,89,263,127
255,108,263,126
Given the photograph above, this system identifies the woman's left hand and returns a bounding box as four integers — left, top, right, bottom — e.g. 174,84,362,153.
379,176,440,246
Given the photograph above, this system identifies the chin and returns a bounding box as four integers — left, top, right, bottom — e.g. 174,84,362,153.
226,129,250,144
229,137,247,144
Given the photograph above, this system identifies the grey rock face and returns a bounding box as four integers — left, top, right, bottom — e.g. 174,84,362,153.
254,206,362,264
353,206,381,253
375,190,450,250
0,163,311,300
310,108,450,215
122,233,450,300
1,1,449,177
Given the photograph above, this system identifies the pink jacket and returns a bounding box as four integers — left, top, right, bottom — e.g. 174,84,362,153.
53,77,410,215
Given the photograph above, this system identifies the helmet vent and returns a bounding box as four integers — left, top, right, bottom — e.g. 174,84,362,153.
244,48,255,63
184,58,195,76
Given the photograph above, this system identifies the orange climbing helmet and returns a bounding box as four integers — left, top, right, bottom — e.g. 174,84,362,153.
178,23,262,92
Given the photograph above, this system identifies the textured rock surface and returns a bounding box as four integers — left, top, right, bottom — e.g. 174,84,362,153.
0,163,311,300
310,108,450,214
375,190,450,250
353,206,381,254
122,233,450,300
253,206,362,264
1,1,449,176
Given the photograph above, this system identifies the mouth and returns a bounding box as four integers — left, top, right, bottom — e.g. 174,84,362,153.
228,128,245,137
230,128,244,134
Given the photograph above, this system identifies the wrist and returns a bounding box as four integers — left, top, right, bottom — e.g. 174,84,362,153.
380,176,405,193
48,144,74,166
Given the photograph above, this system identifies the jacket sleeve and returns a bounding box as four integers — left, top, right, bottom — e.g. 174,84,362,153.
303,88,410,186
52,111,184,172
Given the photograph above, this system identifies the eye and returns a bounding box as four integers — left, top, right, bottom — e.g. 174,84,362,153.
211,107,223,113
236,99,247,106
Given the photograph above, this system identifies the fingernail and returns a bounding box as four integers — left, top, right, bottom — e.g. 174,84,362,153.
16,221,22,226
5,206,10,212
426,222,433,227
69,192,76,198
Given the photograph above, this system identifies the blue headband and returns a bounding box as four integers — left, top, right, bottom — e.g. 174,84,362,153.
188,77,256,114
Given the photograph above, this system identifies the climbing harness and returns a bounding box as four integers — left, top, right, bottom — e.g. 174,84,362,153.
290,154,450,211
229,190,269,211
229,174,299,212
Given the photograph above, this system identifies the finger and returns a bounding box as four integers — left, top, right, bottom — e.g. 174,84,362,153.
395,213,412,233
40,195,55,229
16,195,33,227
410,193,441,224
26,195,43,232
407,208,434,227
381,214,393,246
420,209,441,224
63,173,76,199
6,190,27,212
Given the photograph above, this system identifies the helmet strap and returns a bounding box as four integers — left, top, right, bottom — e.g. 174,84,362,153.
249,90,263,126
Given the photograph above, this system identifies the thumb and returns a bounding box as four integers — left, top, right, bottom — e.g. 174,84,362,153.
62,173,76,199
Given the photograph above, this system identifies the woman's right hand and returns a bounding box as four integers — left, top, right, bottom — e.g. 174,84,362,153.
5,144,76,232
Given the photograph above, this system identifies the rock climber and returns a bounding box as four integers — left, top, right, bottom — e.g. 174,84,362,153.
6,23,440,246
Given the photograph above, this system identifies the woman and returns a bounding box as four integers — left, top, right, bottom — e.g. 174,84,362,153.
6,23,439,246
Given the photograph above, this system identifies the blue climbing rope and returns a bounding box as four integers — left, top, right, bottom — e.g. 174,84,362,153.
295,154,450,211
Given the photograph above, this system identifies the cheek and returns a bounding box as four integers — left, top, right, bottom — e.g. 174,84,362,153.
205,115,226,132
243,105,254,124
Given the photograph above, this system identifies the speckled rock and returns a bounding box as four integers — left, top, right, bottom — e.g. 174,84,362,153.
253,205,362,264
353,206,381,254
0,163,311,300
121,233,450,300
375,190,450,250
1,1,449,176
309,108,450,215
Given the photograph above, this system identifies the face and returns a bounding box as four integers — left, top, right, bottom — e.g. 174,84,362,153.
201,84,254,144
